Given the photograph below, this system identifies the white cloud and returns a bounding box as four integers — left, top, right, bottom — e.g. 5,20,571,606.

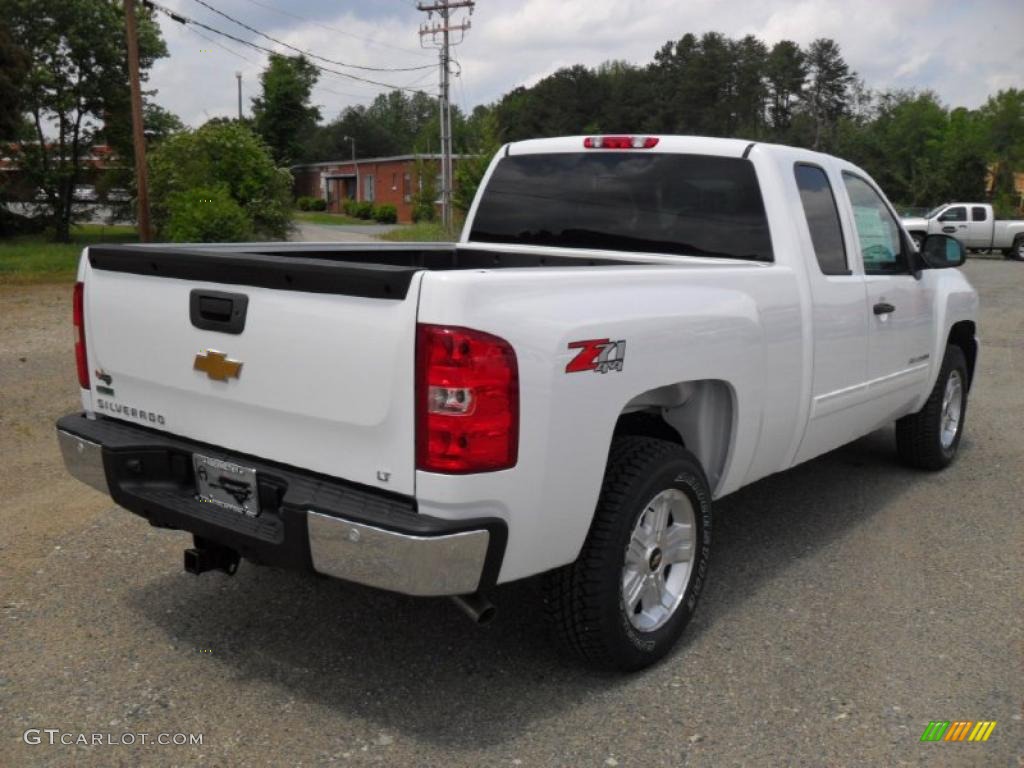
147,0,1024,130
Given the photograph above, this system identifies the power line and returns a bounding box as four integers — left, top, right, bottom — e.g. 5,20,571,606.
145,1,432,93
186,0,435,73
186,24,259,64
235,0,433,59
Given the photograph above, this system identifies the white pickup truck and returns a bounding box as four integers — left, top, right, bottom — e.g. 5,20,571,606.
902,202,1024,259
58,135,979,670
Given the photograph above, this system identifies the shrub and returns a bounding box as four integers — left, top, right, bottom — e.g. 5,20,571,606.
163,186,253,243
373,203,397,223
309,197,326,211
342,198,358,216
412,202,435,223
354,201,374,220
150,121,292,241
296,196,313,211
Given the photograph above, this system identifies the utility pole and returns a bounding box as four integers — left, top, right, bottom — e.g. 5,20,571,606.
417,0,473,232
123,0,152,241
235,72,242,120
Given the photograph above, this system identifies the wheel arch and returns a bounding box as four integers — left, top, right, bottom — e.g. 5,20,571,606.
613,379,735,494
947,320,977,390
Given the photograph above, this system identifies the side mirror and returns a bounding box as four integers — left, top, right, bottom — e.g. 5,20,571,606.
920,234,965,268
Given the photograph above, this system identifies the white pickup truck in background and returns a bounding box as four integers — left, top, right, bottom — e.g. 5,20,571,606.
902,202,1024,259
58,135,978,671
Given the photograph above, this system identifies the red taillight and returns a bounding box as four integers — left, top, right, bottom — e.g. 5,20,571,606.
584,135,659,149
73,281,89,389
416,324,518,473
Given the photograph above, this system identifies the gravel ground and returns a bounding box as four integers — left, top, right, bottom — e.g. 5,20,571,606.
1,261,1021,767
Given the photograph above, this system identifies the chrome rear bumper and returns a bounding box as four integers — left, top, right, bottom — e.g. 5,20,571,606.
56,416,504,596
308,513,490,596
57,429,108,494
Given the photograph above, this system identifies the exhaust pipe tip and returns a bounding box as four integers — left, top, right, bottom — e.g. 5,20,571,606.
451,593,496,625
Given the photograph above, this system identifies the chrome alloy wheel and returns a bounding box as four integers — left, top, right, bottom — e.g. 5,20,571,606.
621,488,696,632
940,369,963,450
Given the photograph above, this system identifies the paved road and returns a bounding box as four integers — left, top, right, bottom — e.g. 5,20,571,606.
289,221,401,242
1,260,1021,767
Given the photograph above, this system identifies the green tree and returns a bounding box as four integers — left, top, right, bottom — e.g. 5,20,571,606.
848,90,947,204
0,18,29,140
730,35,769,137
99,101,183,215
765,40,806,138
3,0,167,241
979,89,1024,212
453,109,500,214
940,107,989,202
163,185,253,242
150,121,293,241
252,54,320,165
801,38,854,151
303,89,440,162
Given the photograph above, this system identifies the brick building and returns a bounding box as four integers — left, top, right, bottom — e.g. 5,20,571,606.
291,153,467,222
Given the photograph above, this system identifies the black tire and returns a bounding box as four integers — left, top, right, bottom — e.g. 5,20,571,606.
1010,235,1024,261
895,345,968,470
544,436,712,671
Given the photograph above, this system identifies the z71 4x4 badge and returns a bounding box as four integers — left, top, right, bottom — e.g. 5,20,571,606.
566,338,626,374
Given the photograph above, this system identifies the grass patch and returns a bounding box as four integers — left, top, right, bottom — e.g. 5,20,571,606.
376,221,452,242
293,210,375,226
0,224,137,284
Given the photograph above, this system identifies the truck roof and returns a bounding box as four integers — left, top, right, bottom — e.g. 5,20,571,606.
506,134,758,158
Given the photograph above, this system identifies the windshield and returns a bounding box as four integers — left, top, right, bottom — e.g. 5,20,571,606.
469,152,773,261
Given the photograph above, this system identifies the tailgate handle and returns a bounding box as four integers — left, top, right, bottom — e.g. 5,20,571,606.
190,289,248,334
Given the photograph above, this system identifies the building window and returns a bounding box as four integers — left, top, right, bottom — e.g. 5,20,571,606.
364,174,375,202
391,172,398,190
403,172,411,202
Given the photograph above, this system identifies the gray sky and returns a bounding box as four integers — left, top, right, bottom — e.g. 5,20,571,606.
149,0,1024,129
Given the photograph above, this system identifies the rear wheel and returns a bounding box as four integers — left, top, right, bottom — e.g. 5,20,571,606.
1011,235,1024,261
544,436,712,671
895,345,968,470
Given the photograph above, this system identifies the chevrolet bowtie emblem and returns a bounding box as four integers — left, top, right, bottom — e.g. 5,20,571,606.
193,350,243,382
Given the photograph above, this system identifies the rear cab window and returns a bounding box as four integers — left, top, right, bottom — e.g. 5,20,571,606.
794,163,849,275
469,152,773,261
971,206,987,222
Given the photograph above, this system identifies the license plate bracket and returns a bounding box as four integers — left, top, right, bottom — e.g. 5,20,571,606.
193,453,259,517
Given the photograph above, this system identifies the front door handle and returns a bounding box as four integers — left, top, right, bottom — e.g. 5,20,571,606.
942,226,956,233
873,302,895,316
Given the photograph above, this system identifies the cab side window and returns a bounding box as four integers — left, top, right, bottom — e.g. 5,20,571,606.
794,164,849,275
842,172,908,275
939,206,967,222
971,206,987,222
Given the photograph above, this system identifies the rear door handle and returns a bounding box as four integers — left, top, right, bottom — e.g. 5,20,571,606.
873,302,895,316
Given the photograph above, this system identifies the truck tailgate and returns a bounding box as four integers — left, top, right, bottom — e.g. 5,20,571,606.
81,246,426,495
